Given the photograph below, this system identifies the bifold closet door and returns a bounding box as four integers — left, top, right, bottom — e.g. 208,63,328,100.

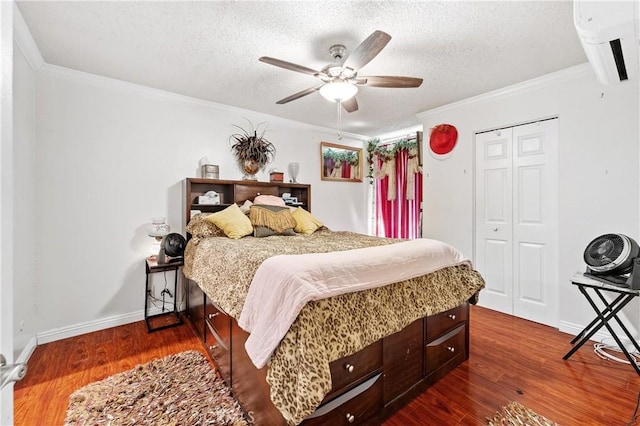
475,128,514,315
475,120,558,327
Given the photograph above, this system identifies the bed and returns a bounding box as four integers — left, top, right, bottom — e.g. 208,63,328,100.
182,178,485,425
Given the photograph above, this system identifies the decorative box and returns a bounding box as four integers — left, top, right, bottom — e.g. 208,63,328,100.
200,164,219,179
270,172,284,182
198,191,221,205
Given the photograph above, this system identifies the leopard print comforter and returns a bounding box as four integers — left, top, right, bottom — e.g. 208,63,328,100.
183,229,485,425
183,228,398,319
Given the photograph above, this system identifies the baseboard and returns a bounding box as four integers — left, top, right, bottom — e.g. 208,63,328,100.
558,320,638,352
559,320,610,342
16,336,37,364
35,305,183,345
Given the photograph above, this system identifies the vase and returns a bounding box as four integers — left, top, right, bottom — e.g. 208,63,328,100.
241,159,260,180
288,162,300,183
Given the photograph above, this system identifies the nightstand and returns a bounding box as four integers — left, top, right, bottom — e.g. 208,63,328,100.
144,257,184,332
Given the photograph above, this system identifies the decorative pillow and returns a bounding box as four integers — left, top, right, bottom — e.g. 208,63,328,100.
249,204,297,236
239,199,253,214
253,226,297,238
206,203,253,239
291,207,324,235
253,194,286,207
186,213,226,238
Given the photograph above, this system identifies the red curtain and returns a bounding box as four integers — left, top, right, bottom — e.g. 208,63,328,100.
342,163,351,179
375,149,422,239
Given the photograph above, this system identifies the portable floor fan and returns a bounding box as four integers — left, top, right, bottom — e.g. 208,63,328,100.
157,233,186,264
583,233,640,289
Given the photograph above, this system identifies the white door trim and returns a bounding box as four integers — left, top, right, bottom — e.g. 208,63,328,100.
474,117,559,327
0,1,15,423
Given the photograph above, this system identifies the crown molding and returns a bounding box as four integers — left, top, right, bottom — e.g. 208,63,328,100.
11,2,368,141
37,62,369,140
418,63,593,117
12,3,44,72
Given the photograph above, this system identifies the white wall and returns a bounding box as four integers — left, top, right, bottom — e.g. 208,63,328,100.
28,64,369,341
418,63,640,334
12,41,37,360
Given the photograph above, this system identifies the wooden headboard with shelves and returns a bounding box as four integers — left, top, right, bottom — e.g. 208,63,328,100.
183,178,311,225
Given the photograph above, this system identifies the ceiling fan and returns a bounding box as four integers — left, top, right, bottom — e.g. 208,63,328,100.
259,30,423,113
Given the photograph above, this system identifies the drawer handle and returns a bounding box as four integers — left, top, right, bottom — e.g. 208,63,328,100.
345,363,355,373
208,312,219,319
447,346,455,353
346,413,355,423
448,314,456,320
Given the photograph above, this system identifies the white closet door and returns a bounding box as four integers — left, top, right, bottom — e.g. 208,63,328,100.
475,128,514,315
475,119,558,327
512,120,558,326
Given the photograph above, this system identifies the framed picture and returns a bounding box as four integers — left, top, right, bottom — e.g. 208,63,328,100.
320,142,363,182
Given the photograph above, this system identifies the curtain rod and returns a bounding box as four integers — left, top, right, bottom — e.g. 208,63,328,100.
378,133,418,147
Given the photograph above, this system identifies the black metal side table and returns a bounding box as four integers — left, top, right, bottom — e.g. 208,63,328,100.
144,258,183,332
563,273,640,375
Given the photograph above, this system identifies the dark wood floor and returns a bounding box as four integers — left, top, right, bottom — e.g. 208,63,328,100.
14,306,639,425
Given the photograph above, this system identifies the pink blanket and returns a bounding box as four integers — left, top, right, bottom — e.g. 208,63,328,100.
237,238,469,368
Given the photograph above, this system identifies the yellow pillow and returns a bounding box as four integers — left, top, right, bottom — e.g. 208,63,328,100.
291,207,323,235
206,203,253,239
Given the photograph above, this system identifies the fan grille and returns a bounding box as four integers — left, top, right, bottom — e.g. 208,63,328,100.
162,233,186,257
584,233,627,268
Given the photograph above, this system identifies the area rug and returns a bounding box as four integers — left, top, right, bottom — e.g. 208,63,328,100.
64,350,248,425
487,401,558,426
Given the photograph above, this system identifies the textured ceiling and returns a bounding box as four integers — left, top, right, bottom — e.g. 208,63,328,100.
17,1,587,137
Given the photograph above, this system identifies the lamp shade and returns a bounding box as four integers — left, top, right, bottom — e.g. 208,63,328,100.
148,217,170,238
319,82,358,102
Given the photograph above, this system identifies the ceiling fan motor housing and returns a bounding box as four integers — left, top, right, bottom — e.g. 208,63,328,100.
584,233,640,275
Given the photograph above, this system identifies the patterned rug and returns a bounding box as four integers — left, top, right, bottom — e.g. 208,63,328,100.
487,401,558,426
64,350,247,425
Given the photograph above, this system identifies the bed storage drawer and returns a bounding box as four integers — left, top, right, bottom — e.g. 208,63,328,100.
426,304,468,341
205,301,231,350
205,321,231,383
425,324,466,376
204,301,232,384
186,280,205,340
302,373,382,426
328,340,382,396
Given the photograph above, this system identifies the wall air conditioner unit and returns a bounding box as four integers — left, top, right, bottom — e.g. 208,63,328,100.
574,0,640,86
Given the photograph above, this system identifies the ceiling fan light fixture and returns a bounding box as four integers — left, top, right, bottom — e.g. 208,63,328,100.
319,82,358,103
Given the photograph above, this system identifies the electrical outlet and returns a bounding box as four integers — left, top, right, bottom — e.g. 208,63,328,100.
148,283,155,297
19,320,24,332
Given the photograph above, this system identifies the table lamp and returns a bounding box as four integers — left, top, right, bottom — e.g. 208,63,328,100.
148,217,170,260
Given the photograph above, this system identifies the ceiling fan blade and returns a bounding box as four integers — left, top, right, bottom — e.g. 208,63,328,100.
275,84,324,104
360,76,423,88
259,56,319,76
343,30,391,71
342,97,358,113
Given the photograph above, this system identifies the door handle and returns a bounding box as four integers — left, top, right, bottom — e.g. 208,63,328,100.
0,354,27,389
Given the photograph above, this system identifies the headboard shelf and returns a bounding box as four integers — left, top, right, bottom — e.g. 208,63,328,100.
184,178,311,226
